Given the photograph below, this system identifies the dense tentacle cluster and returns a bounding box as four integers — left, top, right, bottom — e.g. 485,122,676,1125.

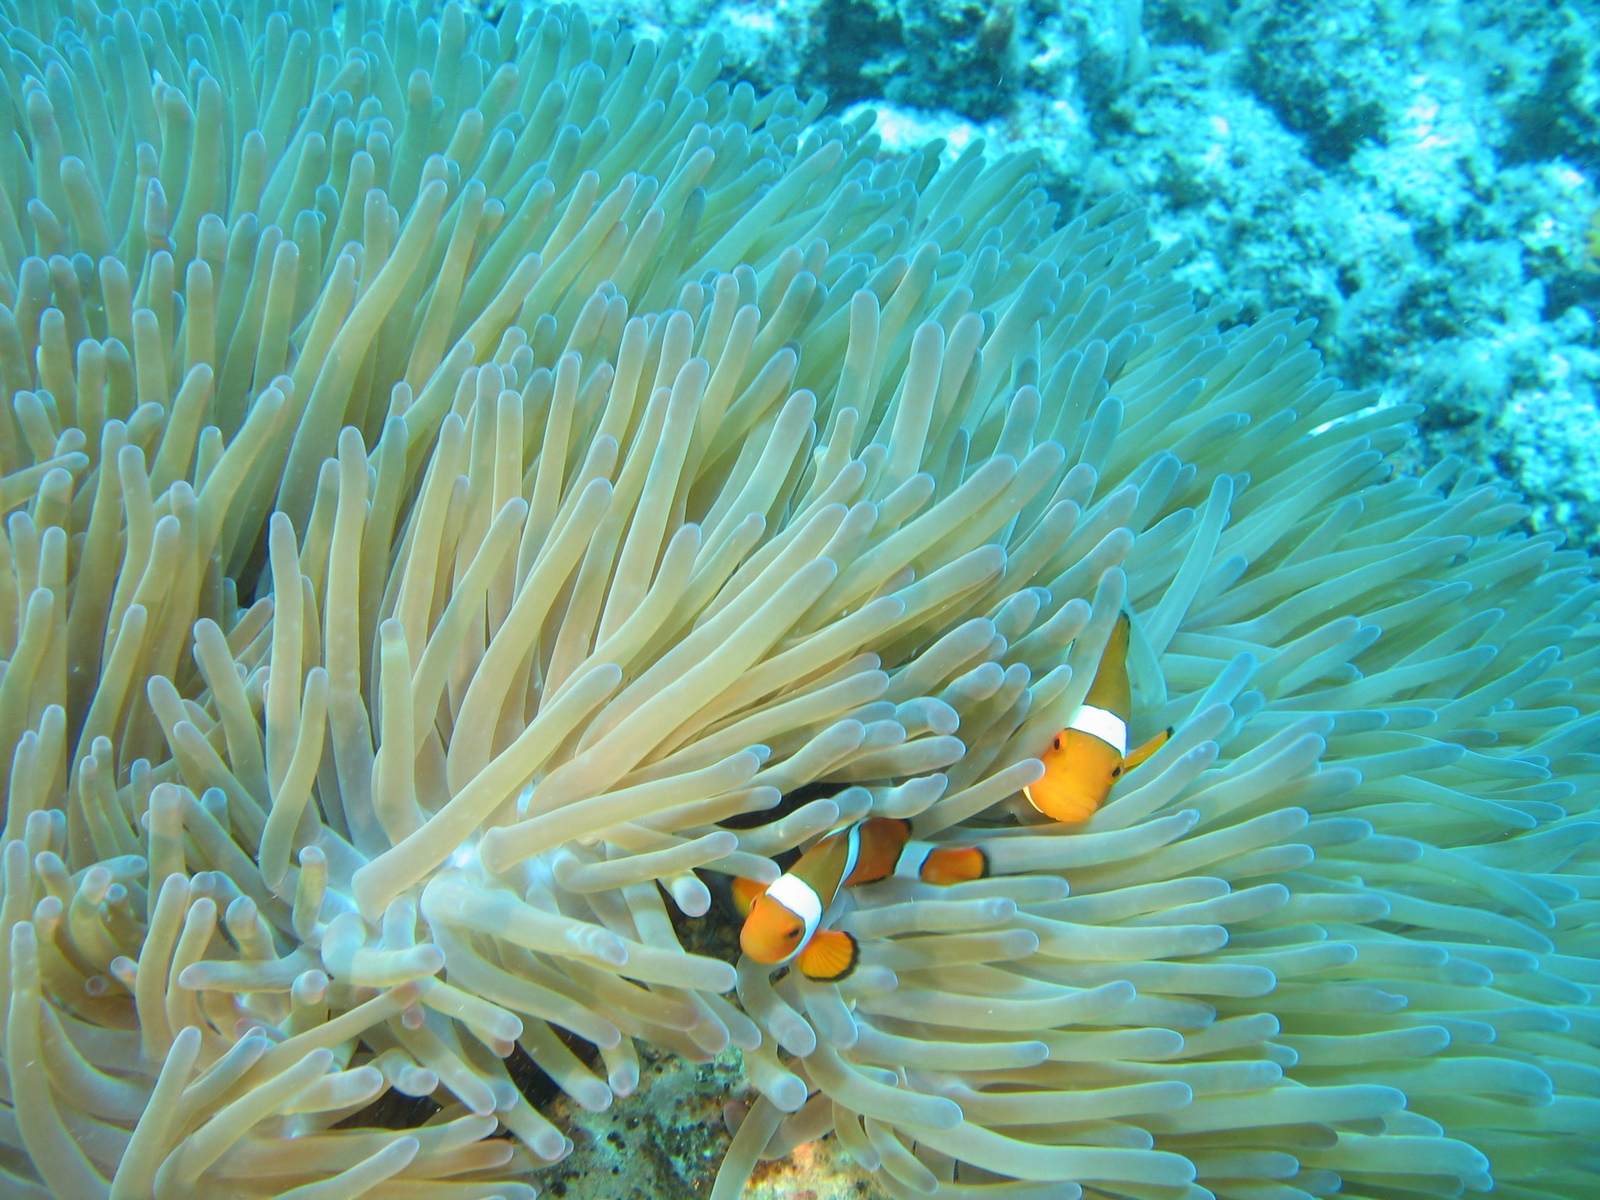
0,1,1594,1198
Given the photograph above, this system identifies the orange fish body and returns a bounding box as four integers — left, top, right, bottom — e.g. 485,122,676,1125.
1024,614,1170,824
736,817,987,980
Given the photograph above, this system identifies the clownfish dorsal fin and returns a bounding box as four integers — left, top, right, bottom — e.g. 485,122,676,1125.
843,818,913,887
1123,607,1167,712
1084,611,1133,720
791,823,861,910
730,875,769,919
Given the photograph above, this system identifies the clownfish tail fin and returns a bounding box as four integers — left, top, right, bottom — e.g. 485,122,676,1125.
920,845,989,886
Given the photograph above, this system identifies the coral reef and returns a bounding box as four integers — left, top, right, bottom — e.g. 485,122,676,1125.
574,0,1600,548
0,2,1596,1200
1233,0,1389,168
605,0,1022,121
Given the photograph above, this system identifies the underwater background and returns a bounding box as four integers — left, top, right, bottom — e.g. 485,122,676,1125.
516,1,1600,1194
563,0,1600,553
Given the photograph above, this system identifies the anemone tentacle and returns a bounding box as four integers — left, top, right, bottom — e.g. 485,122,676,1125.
0,3,1593,1198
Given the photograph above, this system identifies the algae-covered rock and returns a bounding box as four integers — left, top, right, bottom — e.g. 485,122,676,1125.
807,0,1019,119
580,0,1020,119
1236,0,1390,166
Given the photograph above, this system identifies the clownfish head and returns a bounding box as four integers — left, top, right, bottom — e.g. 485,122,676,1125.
1024,728,1124,824
739,892,811,964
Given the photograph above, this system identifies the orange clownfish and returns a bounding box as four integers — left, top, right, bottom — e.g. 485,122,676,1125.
733,817,987,982
1023,613,1171,824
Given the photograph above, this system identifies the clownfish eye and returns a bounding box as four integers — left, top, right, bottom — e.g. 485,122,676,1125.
1052,735,1062,751
1111,765,1122,777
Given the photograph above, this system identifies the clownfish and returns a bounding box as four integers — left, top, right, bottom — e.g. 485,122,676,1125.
1023,612,1171,824
733,817,987,981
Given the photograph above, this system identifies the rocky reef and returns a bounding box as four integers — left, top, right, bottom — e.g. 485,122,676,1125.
577,0,1600,547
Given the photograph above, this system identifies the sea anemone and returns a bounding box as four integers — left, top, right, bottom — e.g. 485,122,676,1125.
0,2,1595,1199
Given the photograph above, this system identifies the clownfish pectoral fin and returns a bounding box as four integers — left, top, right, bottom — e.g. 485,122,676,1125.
1120,726,1174,774
920,845,988,886
797,929,859,982
730,875,770,919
